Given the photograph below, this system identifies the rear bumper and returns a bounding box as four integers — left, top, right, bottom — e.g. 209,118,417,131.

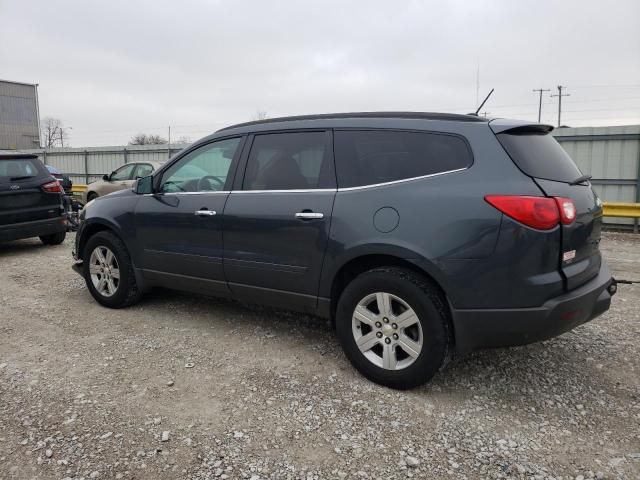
452,263,615,354
0,216,67,243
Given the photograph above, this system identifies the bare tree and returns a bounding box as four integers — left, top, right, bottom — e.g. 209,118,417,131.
253,110,268,120
129,134,168,145
41,117,70,148
175,135,192,144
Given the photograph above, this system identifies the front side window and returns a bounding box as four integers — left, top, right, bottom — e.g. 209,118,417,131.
243,132,333,190
334,130,473,188
110,164,136,181
160,137,241,193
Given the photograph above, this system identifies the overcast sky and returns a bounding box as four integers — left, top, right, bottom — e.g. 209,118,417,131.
2,0,639,147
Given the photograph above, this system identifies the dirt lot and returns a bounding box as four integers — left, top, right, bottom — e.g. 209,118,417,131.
1,232,638,480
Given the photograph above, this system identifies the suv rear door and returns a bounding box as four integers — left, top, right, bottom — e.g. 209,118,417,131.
0,155,63,226
222,130,336,312
492,122,602,290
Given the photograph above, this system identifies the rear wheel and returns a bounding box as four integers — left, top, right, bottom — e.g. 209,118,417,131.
83,231,142,308
336,267,450,389
39,231,66,245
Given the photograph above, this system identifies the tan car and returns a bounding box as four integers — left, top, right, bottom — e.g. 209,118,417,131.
84,162,163,202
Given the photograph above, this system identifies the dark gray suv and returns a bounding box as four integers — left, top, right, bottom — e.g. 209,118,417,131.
72,112,615,389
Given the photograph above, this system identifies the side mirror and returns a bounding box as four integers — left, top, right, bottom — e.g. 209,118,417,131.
102,174,110,181
135,175,154,195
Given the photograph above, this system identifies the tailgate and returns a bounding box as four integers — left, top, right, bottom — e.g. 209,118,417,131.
0,185,64,225
0,156,63,226
492,122,603,291
535,178,603,289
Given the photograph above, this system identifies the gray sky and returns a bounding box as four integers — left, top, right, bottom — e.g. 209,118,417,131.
2,0,639,146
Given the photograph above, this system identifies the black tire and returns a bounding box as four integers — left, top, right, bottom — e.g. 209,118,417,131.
83,231,142,308
335,267,451,389
87,192,98,202
39,231,66,245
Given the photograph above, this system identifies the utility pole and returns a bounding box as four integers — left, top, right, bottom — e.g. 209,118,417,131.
532,88,550,123
551,85,570,127
168,125,171,159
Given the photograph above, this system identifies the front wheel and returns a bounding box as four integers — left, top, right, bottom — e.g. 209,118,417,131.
83,231,142,308
336,267,451,389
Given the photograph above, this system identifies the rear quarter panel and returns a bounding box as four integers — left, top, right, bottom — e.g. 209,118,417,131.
321,122,550,308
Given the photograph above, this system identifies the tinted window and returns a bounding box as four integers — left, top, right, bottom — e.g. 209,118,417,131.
0,158,45,180
111,164,136,181
243,132,332,190
497,130,582,183
334,130,472,188
161,137,241,193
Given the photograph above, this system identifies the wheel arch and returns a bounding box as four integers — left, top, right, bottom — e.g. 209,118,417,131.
78,218,147,293
78,219,126,261
86,191,98,201
327,252,453,331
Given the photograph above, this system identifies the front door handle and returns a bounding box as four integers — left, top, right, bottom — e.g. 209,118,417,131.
195,209,217,216
295,211,324,220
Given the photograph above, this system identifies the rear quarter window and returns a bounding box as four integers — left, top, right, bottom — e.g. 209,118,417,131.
496,129,582,183
334,130,472,188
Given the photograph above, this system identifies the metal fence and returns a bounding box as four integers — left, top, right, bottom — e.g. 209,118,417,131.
20,124,640,229
553,125,640,230
22,144,187,185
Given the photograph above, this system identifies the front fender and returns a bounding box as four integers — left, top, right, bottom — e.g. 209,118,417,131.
76,192,140,263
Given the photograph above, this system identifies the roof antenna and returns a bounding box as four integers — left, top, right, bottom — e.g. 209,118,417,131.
474,88,494,116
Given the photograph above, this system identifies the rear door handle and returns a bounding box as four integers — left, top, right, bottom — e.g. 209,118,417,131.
195,209,217,216
295,211,324,220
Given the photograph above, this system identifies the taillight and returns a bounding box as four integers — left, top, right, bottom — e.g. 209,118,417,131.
555,197,576,224
484,195,575,230
41,180,63,193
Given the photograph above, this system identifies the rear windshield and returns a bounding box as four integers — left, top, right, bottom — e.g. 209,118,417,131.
496,130,582,183
0,158,45,181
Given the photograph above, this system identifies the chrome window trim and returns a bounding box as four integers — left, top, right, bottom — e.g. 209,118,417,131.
336,167,468,192
230,188,336,194
138,167,467,196
159,190,231,196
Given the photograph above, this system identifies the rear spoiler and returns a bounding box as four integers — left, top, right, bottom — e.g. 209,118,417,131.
489,119,554,135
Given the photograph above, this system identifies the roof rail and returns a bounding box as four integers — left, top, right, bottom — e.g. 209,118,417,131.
217,111,487,132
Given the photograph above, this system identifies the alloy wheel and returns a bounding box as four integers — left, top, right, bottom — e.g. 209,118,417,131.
351,292,423,370
89,246,120,297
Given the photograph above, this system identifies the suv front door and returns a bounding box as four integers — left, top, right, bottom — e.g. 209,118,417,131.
222,131,336,312
134,137,244,295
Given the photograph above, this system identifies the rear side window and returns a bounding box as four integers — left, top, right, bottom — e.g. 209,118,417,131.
334,130,472,188
0,158,45,181
496,130,582,183
243,131,333,190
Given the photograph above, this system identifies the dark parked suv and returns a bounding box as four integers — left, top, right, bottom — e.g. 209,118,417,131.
1,153,67,245
72,112,615,388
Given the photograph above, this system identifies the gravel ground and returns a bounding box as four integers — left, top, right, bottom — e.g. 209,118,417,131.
0,232,638,480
